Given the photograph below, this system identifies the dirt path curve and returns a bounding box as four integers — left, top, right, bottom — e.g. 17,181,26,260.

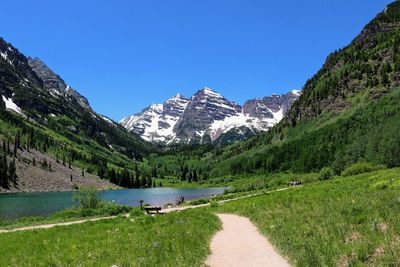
163,187,290,213
0,216,119,234
205,214,290,267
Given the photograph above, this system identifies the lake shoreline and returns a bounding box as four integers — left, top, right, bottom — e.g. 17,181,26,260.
0,186,226,195
0,187,226,220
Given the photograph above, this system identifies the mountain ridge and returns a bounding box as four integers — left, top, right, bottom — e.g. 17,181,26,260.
0,36,154,192
121,87,301,145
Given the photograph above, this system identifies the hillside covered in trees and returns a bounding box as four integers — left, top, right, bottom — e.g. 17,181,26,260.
0,37,158,192
201,1,400,177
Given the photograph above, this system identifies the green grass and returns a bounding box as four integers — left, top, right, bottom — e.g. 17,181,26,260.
0,204,133,230
214,168,400,266
0,209,220,267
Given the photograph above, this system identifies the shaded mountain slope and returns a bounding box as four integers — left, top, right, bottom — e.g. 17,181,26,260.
0,37,153,191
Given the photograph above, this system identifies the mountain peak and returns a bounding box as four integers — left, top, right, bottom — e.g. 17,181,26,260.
27,57,91,109
196,87,224,99
290,90,302,96
121,88,300,144
171,93,186,100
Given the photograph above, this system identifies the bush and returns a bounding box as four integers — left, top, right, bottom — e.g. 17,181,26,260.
341,162,385,177
319,167,333,180
103,203,132,216
74,187,103,209
209,200,219,208
187,198,209,206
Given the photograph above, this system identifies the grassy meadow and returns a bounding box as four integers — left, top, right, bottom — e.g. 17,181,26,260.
0,209,220,267
0,168,399,266
214,168,400,266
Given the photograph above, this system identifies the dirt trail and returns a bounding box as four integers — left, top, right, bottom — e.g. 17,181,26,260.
205,214,291,267
163,187,290,213
0,216,118,234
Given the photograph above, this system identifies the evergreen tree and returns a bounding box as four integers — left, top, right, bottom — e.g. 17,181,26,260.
41,158,48,169
1,154,8,188
193,170,198,182
188,170,192,183
8,159,17,187
13,136,18,158
2,141,6,155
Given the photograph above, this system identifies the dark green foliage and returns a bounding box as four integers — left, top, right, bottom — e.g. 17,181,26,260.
73,188,103,209
210,88,400,176
8,159,16,187
0,153,8,188
319,167,333,181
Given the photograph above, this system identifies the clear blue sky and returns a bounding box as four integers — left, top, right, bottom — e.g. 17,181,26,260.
0,0,393,120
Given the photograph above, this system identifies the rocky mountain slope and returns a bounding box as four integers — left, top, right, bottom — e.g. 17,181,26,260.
121,87,301,145
0,37,153,192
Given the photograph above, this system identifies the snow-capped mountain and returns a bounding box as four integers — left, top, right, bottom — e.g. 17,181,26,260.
120,94,190,143
121,87,301,144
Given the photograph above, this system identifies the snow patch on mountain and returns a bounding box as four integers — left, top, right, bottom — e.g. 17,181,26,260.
100,115,115,125
209,108,283,141
2,95,23,115
1,51,13,66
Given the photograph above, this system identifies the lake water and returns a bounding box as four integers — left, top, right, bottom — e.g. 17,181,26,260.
0,187,226,220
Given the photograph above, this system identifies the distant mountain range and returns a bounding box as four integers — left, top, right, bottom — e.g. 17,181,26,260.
121,87,301,145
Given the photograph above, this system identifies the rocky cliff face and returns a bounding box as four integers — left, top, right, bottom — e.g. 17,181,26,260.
121,87,301,145
28,57,91,109
173,88,242,143
120,94,190,143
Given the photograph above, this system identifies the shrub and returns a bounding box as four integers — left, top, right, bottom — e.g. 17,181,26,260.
187,198,209,206
319,167,333,180
74,187,103,209
209,200,219,208
103,203,132,216
341,162,385,177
